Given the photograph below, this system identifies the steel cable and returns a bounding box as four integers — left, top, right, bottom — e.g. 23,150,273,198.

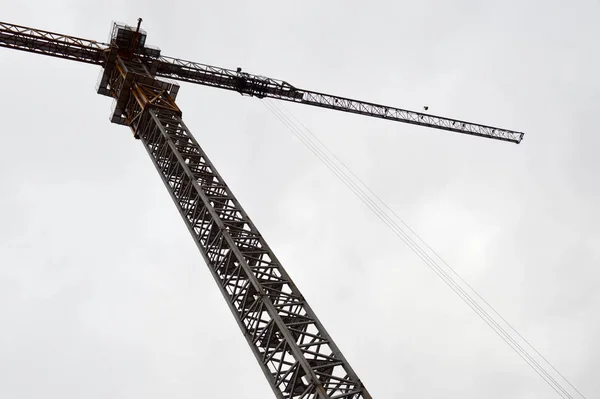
261,99,584,399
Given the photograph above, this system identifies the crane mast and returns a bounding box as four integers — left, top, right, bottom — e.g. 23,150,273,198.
104,30,371,399
124,79,370,399
0,20,525,399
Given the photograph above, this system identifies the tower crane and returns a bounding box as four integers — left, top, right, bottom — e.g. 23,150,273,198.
0,20,524,399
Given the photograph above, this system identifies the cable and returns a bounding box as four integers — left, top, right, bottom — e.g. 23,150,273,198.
261,98,585,399
265,99,576,398
277,101,586,399
276,101,586,398
263,99,572,397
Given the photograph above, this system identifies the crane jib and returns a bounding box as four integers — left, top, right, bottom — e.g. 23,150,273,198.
298,92,524,144
0,20,524,144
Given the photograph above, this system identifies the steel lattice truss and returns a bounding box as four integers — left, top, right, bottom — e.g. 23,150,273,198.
137,108,369,398
0,20,524,144
0,18,526,399
0,21,107,64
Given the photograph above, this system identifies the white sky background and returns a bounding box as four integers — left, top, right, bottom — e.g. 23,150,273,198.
0,0,598,397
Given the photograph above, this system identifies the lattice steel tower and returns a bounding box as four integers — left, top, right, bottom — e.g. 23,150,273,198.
0,19,523,399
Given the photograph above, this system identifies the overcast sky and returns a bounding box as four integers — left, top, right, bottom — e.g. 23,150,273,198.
0,1,598,398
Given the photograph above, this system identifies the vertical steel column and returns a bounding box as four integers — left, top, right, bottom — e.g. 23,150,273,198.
129,105,371,399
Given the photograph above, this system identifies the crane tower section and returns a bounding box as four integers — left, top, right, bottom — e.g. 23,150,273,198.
98,22,371,399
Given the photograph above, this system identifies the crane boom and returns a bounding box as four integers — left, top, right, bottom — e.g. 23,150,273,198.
0,21,524,144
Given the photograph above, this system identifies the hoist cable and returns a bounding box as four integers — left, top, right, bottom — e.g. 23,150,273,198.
261,99,584,399
272,99,587,399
